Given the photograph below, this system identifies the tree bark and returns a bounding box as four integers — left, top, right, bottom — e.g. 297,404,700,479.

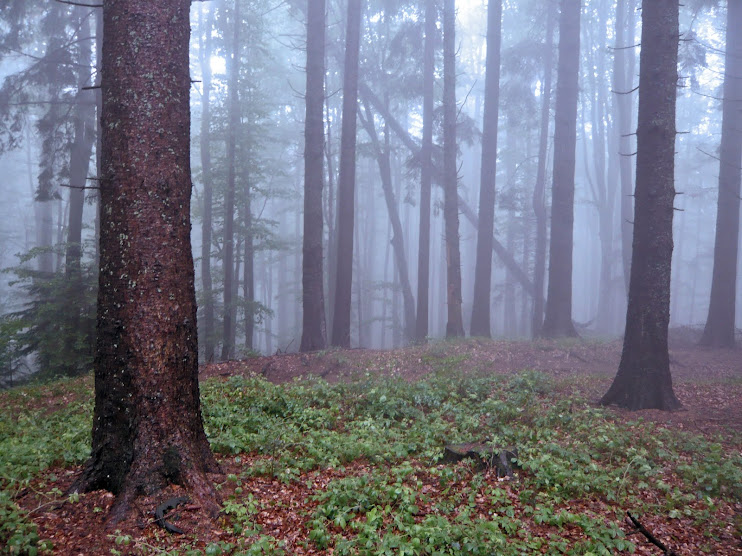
541,0,580,338
198,5,216,362
700,0,742,348
331,0,362,348
600,0,681,411
415,0,436,343
300,0,328,351
442,0,464,337
532,0,556,337
470,0,502,338
71,0,221,524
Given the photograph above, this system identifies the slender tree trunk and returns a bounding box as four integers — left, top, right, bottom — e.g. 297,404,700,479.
614,0,637,295
415,0,436,342
221,0,241,361
71,0,221,523
700,0,742,348
532,0,556,337
65,9,95,277
300,0,328,351
600,0,681,411
541,0,580,338
362,83,536,297
442,0,464,337
470,0,502,338
359,102,416,342
331,0,362,348
199,5,216,362
62,8,96,376
325,101,337,335
243,183,254,351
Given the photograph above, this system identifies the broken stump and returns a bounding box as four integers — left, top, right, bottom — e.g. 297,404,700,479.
442,443,519,477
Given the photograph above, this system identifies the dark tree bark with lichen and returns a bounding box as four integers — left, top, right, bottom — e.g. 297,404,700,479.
600,0,681,411
71,0,221,523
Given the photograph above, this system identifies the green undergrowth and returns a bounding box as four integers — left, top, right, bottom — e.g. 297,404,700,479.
1,365,740,554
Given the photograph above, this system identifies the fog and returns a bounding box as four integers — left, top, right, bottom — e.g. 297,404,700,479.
0,0,739,376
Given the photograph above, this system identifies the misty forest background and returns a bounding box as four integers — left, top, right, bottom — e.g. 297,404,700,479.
0,0,739,385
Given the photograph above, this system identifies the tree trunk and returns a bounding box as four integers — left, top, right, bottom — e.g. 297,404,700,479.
221,0,241,361
415,0,436,343
361,82,536,298
300,0,328,352
614,0,637,296
331,0,362,348
470,0,502,338
442,0,464,337
531,0,556,337
541,0,580,338
71,0,221,523
61,7,96,377
600,0,681,411
360,101,416,342
243,184,255,351
700,0,742,348
199,5,216,362
65,8,95,277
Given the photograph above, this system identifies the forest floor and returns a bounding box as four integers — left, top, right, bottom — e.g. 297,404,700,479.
4,331,742,555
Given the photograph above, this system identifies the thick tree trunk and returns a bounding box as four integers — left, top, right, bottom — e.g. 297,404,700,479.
541,0,580,338
700,0,742,348
300,0,328,351
71,0,221,523
600,0,681,411
415,0,436,343
199,6,216,362
221,0,241,361
442,0,464,337
532,0,556,337
331,0,362,348
470,0,502,338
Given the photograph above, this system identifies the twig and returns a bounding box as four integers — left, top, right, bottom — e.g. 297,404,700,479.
626,511,679,556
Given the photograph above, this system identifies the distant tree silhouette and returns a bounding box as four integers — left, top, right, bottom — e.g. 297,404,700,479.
541,0,580,339
700,0,742,348
300,0,328,351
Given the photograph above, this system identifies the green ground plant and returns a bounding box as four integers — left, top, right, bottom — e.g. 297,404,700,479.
1,365,739,554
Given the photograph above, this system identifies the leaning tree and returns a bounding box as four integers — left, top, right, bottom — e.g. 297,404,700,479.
600,0,682,411
71,0,221,522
